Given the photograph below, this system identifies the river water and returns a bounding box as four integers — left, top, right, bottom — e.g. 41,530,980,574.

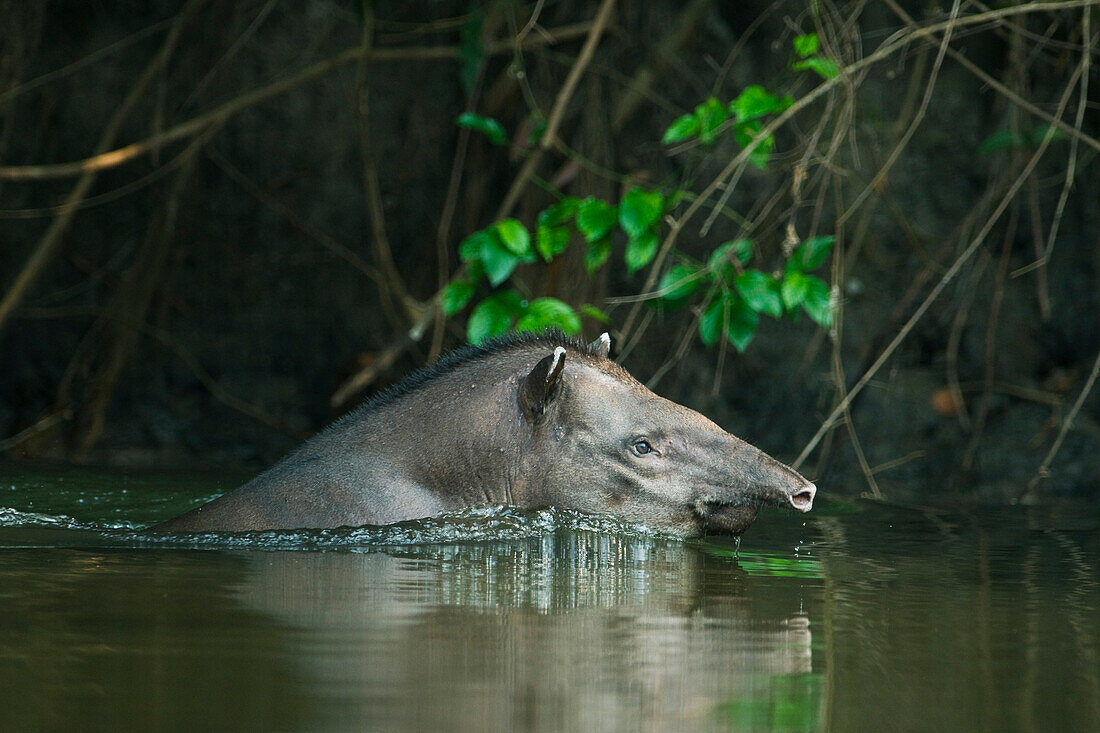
1,462,1097,732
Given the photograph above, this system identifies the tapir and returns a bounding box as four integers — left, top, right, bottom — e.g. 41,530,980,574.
157,331,816,536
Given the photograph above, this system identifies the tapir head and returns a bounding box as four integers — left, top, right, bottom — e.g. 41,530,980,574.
517,335,816,536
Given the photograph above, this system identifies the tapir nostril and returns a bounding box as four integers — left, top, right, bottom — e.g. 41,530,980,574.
789,483,816,512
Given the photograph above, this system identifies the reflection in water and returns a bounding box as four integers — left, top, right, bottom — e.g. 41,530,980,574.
2,469,1098,732
235,533,820,731
0,520,820,732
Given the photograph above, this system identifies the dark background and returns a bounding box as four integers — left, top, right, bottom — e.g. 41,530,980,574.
2,0,1097,503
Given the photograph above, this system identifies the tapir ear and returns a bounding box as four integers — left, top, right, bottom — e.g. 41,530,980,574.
587,332,611,359
520,346,566,420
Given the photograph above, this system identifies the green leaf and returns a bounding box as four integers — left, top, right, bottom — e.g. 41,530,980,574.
726,298,759,352
526,118,547,147
978,130,1025,154
793,34,820,58
625,230,659,273
733,120,774,169
696,97,730,145
536,224,570,261
584,237,612,273
515,297,582,335
538,197,580,228
480,234,521,286
459,229,493,263
793,56,839,80
459,9,484,97
781,271,812,310
801,275,833,327
580,303,610,323
699,298,726,346
1028,123,1066,146
735,270,783,318
619,188,664,239
467,291,522,343
734,238,753,265
790,236,835,271
441,279,475,316
494,218,531,256
658,264,702,301
731,85,783,121
707,239,754,275
575,197,618,243
456,112,507,145
662,112,700,144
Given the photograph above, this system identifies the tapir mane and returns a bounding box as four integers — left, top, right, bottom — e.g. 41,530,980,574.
331,330,630,427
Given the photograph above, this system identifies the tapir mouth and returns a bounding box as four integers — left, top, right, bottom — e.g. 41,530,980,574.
694,500,761,536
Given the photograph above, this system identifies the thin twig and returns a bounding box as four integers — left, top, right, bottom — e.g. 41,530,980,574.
493,0,617,220
0,409,72,452
838,0,961,226
792,66,1080,470
0,17,174,105
208,149,387,288
0,0,207,335
147,327,308,439
0,22,596,182
1020,345,1100,500
355,5,412,330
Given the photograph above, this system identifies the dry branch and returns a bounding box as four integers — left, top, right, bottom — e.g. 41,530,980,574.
0,0,206,335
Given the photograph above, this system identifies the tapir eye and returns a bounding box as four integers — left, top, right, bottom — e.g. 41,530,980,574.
632,439,654,456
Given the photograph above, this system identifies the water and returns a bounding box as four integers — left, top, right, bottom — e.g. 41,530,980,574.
1,463,1097,732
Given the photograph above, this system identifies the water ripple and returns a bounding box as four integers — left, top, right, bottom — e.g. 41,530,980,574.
0,504,670,550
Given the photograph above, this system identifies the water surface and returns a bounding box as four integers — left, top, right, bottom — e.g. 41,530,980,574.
1,463,1097,731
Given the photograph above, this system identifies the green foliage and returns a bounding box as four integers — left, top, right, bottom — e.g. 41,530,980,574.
458,9,483,96
575,197,618,242
515,297,582,335
618,188,663,239
441,279,475,316
735,270,783,318
536,224,570,261
792,33,820,58
580,303,610,323
698,295,759,352
792,56,839,80
467,290,523,344
654,234,834,351
625,230,659,273
619,187,665,273
662,86,790,169
661,113,699,144
441,59,837,353
696,97,729,145
466,290,582,344
729,85,793,121
536,197,579,261
791,33,839,80
979,124,1066,154
789,235,834,270
658,264,703,302
456,112,507,145
584,237,612,274
494,218,530,254
458,223,537,287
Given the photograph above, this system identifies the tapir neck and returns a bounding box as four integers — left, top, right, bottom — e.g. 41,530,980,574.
324,355,531,510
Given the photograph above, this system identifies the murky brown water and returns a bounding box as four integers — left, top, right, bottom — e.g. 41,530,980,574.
1,463,1097,731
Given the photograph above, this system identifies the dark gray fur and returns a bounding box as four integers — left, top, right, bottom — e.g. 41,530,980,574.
157,331,816,535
